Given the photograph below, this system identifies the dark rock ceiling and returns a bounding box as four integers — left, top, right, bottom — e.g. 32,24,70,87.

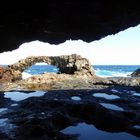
0,1,140,52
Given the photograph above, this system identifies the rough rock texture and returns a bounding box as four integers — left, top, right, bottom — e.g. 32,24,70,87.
0,54,100,91
0,1,140,52
131,68,140,77
9,54,95,78
0,66,21,83
107,77,140,87
0,88,140,139
1,54,140,91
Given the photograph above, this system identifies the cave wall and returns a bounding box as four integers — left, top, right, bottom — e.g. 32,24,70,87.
0,1,140,52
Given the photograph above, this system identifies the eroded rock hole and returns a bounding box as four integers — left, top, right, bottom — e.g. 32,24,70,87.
22,64,59,79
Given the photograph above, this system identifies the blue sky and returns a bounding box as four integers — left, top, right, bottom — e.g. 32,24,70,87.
0,24,140,65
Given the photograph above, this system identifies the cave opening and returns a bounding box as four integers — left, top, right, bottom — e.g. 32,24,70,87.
0,24,140,79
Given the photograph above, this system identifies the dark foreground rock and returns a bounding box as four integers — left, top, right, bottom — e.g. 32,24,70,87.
0,88,140,139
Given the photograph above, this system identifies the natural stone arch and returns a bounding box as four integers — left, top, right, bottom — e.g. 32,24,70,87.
8,54,95,81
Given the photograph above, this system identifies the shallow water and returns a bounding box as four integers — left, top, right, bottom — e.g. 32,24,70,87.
93,93,120,100
10,103,18,107
1,89,140,139
62,122,140,140
71,96,81,101
100,103,124,111
0,118,8,127
0,108,8,113
133,125,140,129
4,91,46,101
133,93,140,96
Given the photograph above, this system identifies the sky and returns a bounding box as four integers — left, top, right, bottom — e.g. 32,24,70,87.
0,24,140,65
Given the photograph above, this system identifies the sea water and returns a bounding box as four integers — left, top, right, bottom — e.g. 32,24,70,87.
21,64,140,78
94,65,140,77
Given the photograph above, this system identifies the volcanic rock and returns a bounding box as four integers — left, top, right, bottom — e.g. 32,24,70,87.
131,68,140,77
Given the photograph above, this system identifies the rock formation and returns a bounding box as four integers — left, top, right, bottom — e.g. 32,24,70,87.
1,54,140,91
0,1,140,52
131,68,140,77
0,54,99,90
8,54,95,78
0,66,21,83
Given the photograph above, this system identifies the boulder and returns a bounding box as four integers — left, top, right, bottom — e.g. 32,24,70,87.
131,68,140,77
0,66,22,84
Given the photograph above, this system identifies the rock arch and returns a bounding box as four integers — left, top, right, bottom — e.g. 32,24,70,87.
7,54,95,81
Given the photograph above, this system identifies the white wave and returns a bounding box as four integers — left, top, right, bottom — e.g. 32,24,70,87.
95,69,132,77
35,63,48,65
22,72,32,79
53,68,58,71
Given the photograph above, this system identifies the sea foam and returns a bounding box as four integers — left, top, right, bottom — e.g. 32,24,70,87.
22,72,32,79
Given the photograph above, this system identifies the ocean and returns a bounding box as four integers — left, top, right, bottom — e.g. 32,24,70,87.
22,65,140,79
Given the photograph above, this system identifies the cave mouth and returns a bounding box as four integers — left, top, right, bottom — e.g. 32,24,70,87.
0,24,140,80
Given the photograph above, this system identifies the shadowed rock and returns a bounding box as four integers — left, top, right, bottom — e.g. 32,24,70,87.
0,88,140,139
131,68,140,77
1,2,140,52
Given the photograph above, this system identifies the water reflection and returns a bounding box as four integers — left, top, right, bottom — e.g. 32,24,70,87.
133,93,140,96
0,89,140,139
71,96,81,101
93,93,120,100
100,103,124,111
62,123,140,140
4,91,46,101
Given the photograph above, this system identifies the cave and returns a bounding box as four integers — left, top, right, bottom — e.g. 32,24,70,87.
0,1,140,52
1,2,140,140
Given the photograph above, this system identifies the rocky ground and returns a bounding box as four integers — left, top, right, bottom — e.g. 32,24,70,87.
0,87,140,139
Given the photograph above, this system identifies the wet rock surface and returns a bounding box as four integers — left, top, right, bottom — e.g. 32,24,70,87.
0,87,140,139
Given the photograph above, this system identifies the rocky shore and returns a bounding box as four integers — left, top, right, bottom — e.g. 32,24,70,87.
0,54,140,91
0,54,140,139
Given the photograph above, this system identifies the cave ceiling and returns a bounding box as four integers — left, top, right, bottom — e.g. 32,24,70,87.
0,1,140,52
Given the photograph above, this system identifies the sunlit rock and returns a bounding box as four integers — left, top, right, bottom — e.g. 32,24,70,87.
9,54,95,76
0,66,21,83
